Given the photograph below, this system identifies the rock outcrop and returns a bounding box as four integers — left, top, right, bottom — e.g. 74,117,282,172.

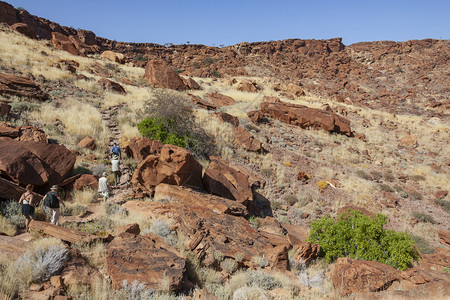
260,101,352,136
203,156,253,204
106,232,186,290
233,127,264,152
0,72,47,100
143,60,187,91
0,140,76,188
205,92,236,107
101,50,125,63
124,137,163,162
132,144,204,195
97,78,126,94
29,221,100,244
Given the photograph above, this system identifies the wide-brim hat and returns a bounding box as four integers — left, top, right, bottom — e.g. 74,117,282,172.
112,154,119,159
102,172,107,177
50,185,58,190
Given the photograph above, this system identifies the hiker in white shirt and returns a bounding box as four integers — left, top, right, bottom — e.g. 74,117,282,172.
98,172,110,202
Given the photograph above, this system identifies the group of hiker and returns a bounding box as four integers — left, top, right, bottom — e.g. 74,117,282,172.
18,143,123,231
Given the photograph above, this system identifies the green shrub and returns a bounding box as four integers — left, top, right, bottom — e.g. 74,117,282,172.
309,209,419,270
435,199,450,213
138,90,214,157
133,54,148,62
0,200,24,227
202,57,214,66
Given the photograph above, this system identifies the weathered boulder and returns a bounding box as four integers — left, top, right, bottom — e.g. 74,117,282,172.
10,22,36,39
0,72,47,100
77,136,96,150
260,101,352,136
0,176,43,201
51,32,79,56
281,223,310,246
237,80,258,93
205,92,236,107
0,140,76,187
0,122,20,138
438,230,450,245
265,245,289,270
286,83,305,97
399,134,418,147
186,94,217,110
29,221,100,244
124,137,163,162
0,235,28,259
132,144,204,194
101,50,125,64
177,205,289,269
331,257,401,296
61,249,101,287
144,60,187,91
112,223,140,236
106,232,186,290
292,242,321,266
154,183,248,217
0,102,11,117
73,174,98,191
233,127,264,152
203,156,253,205
18,126,47,143
97,78,126,94
182,77,201,90
216,112,239,127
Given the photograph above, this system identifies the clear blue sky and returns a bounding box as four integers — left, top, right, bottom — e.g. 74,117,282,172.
6,0,450,46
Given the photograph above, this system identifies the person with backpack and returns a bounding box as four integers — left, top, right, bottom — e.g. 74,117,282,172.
42,185,65,225
110,142,122,159
19,184,36,232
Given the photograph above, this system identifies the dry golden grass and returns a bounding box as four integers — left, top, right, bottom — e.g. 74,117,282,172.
71,188,96,206
0,215,16,236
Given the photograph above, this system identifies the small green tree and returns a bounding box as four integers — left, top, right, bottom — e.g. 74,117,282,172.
309,209,419,270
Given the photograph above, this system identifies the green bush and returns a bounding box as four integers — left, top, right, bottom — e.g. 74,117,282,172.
309,209,419,270
137,90,214,157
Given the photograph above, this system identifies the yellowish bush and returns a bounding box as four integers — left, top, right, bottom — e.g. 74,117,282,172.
71,188,96,206
0,215,16,236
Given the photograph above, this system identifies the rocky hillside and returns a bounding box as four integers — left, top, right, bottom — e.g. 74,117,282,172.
0,1,449,299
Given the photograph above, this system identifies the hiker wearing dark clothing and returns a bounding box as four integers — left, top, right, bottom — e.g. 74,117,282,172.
19,184,36,232
110,142,122,159
42,185,65,225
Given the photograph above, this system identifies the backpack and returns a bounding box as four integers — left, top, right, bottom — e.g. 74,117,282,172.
44,191,59,208
110,145,120,155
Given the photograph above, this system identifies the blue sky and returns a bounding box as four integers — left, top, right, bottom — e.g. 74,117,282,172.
6,0,450,46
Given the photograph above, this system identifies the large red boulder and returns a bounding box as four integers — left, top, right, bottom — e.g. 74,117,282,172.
182,77,201,90
203,156,253,205
73,174,98,191
233,127,264,152
205,92,236,107
97,78,126,94
186,94,217,111
131,144,204,194
18,126,47,143
0,122,20,138
0,140,76,187
0,102,11,118
51,32,80,56
0,72,48,100
101,51,125,64
143,60,187,91
125,137,163,162
260,101,352,136
331,257,401,296
106,232,186,290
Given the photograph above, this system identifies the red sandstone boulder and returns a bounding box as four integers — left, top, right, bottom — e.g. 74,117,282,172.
131,144,204,194
154,183,248,217
0,72,47,100
61,249,101,287
0,140,76,187
203,156,253,205
97,78,126,94
18,126,47,143
77,136,96,150
182,77,201,90
0,122,20,138
106,232,186,290
10,22,36,39
0,235,28,259
205,92,236,107
331,257,401,296
144,60,187,91
292,242,321,266
237,80,258,93
73,174,98,191
286,83,305,97
0,102,11,118
124,137,163,162
260,101,352,136
265,245,289,270
233,127,264,152
216,112,239,127
438,230,450,245
186,94,217,110
399,134,418,147
112,223,140,236
51,32,80,56
101,51,125,64
29,221,100,244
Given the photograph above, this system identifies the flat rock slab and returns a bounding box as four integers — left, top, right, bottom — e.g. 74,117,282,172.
29,220,100,244
0,72,48,100
0,235,29,260
107,232,185,290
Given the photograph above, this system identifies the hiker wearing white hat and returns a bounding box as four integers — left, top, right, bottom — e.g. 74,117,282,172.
42,185,65,225
98,172,110,202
